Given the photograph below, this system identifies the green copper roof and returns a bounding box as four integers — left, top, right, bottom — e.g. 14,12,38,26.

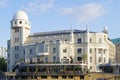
111,38,120,44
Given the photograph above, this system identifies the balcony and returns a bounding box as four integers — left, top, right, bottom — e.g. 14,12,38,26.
37,52,49,56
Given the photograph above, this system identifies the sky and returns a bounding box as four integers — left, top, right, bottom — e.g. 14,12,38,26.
0,0,120,47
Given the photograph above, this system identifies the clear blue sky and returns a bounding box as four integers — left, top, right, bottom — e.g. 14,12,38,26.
0,0,120,47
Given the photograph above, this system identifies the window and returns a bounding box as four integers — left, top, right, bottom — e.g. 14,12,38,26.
45,57,48,62
98,57,102,62
15,28,19,32
49,40,53,43
77,57,82,61
41,76,47,79
15,46,19,51
77,48,82,54
77,38,82,44
29,49,32,54
68,76,73,79
42,41,45,43
65,39,67,42
19,21,22,24
51,76,58,79
98,49,102,54
44,45,48,52
90,66,92,69
15,53,19,59
15,37,19,42
23,50,25,55
90,57,92,62
30,58,32,63
7,53,10,58
90,48,92,53
56,40,60,42
14,21,17,24
53,56,56,61
90,38,92,43
39,44,48,53
63,48,67,53
53,48,56,53
62,76,67,79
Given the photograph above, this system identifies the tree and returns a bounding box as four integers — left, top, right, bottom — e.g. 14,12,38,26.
82,54,87,63
0,57,7,72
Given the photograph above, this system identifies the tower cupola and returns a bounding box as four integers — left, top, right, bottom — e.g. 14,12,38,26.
13,10,29,20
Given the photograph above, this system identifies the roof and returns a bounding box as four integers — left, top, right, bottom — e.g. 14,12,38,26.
29,29,95,37
111,38,120,44
13,10,29,20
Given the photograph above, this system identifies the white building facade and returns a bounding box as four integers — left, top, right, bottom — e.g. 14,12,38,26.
0,46,7,59
7,10,115,72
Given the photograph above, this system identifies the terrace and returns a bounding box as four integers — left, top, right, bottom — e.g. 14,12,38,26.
17,63,87,76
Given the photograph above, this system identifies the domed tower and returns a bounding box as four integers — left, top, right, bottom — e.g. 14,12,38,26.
11,10,31,44
9,10,31,72
103,26,108,34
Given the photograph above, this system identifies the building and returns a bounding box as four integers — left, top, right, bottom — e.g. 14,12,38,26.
7,10,115,72
100,63,120,74
111,38,120,63
0,46,7,59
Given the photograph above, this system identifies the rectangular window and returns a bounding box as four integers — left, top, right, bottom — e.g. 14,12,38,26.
51,76,58,79
98,57,102,62
77,38,82,44
15,28,19,32
77,57,82,61
90,38,92,43
90,66,92,70
44,45,48,52
15,46,19,51
30,58,32,64
41,76,47,79
29,49,32,54
56,40,60,42
15,37,19,42
77,48,82,54
15,53,19,59
90,48,92,53
39,44,48,53
63,48,67,53
68,76,73,79
39,44,44,53
90,57,92,62
53,56,56,61
98,49,102,54
23,50,25,55
62,76,67,79
45,57,48,62
53,48,56,53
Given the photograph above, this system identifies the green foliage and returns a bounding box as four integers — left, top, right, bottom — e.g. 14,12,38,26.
0,57,7,72
82,54,87,62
